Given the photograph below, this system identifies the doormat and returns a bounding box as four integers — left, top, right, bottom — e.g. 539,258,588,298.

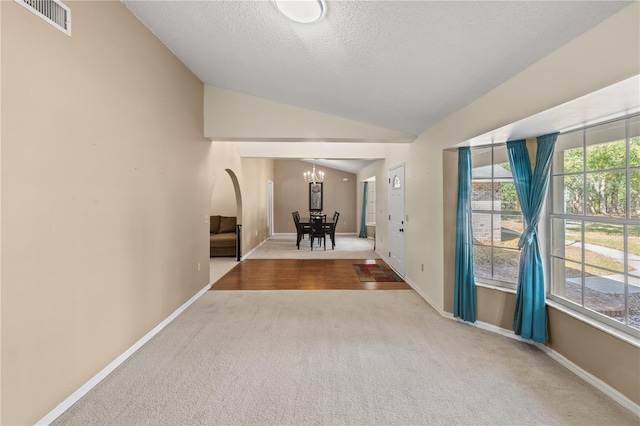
352,264,404,282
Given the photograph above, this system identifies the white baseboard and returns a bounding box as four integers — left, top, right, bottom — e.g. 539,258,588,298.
433,307,640,418
535,342,640,417
35,283,212,426
403,275,447,318
241,237,269,260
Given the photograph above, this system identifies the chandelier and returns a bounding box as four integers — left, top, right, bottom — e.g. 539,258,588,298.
303,163,325,184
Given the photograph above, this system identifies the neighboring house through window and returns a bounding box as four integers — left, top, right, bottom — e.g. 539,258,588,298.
470,145,523,288
469,115,639,335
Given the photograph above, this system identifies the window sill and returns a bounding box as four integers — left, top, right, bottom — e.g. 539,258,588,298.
475,280,517,294
545,298,640,348
475,284,639,347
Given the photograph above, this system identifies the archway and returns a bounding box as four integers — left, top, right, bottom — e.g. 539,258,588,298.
225,168,243,227
209,168,243,266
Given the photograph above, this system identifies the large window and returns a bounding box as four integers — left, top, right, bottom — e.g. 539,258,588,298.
471,145,523,288
549,115,639,333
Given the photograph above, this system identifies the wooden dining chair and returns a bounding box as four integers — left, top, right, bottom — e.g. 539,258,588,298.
326,211,339,249
310,217,326,250
292,211,310,249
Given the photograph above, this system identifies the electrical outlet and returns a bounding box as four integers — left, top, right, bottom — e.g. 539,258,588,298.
197,263,201,272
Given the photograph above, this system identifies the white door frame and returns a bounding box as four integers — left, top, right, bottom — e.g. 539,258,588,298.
388,163,405,277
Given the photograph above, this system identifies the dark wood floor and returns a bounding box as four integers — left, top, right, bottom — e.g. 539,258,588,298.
211,259,412,290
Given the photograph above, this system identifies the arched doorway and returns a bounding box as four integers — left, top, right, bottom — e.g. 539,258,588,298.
209,168,243,286
225,169,243,260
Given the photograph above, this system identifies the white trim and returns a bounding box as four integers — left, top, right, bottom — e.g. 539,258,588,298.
535,343,640,417
546,299,640,348
406,287,640,419
240,237,269,260
475,280,517,295
34,283,212,426
404,275,446,317
474,319,533,344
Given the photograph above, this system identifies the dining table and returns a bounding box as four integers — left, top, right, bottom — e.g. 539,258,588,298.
299,216,335,249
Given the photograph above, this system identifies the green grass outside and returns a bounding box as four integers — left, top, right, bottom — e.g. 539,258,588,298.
567,223,640,256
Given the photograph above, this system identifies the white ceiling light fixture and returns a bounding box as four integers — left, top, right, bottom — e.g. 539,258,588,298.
303,162,325,184
274,0,324,24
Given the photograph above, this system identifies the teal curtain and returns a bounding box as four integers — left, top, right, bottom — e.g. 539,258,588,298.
359,182,368,238
454,147,476,322
507,133,558,343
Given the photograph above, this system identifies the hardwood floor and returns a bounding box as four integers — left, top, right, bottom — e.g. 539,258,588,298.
211,259,412,290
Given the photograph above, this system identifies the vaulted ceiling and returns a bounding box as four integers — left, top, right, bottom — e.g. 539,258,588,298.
123,1,636,173
124,0,631,136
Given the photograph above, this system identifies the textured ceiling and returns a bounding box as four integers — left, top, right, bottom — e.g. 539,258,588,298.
124,0,631,135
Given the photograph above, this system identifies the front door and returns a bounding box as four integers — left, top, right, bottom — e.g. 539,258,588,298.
388,163,405,276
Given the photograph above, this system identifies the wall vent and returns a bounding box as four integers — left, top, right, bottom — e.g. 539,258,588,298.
16,0,71,36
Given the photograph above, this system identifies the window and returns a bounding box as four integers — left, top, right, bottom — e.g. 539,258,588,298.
367,181,376,225
471,145,523,288
549,114,639,333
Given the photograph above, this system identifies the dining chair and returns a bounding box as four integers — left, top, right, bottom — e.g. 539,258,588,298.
292,211,310,249
310,217,326,250
327,211,339,249
321,211,339,250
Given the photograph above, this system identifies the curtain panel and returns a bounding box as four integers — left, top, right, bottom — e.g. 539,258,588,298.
454,147,476,322
507,133,558,343
359,181,369,238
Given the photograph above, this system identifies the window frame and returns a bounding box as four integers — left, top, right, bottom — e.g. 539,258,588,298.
366,181,376,226
547,114,640,337
470,144,523,291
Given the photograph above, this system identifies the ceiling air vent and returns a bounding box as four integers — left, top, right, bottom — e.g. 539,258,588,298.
16,0,71,36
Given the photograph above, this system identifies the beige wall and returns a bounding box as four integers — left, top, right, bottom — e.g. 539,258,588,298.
1,2,211,424
210,171,237,217
356,145,411,263
204,86,414,143
207,142,274,256
240,158,275,252
443,141,640,404
420,3,640,406
547,308,639,403
2,1,639,423
440,3,640,404
274,160,356,234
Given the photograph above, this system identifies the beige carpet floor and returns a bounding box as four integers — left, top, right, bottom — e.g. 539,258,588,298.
247,234,379,260
53,290,637,425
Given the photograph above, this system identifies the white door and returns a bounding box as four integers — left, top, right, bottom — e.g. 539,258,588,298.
388,164,405,276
